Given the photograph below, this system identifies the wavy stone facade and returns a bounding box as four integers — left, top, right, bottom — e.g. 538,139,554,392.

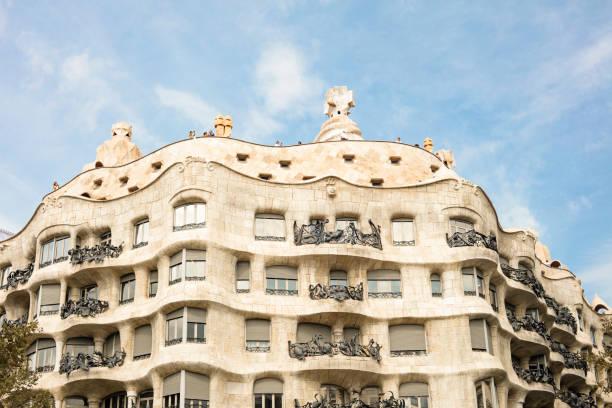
0,89,610,408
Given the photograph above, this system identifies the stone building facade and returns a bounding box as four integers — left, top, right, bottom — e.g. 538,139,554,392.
0,87,610,408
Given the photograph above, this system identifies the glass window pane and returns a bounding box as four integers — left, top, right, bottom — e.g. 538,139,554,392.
55,239,64,260
264,394,273,408
237,280,250,290
391,280,400,293
255,395,263,408
196,204,206,224
274,394,282,408
368,280,378,294
266,278,275,290
186,205,195,225
287,279,296,291
463,273,475,293
175,206,185,227
431,280,441,295
277,279,286,290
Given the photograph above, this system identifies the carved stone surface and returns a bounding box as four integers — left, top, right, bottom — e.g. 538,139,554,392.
293,219,382,250
309,282,363,301
555,306,578,334
59,351,126,377
555,389,596,408
61,298,109,319
501,265,545,298
69,242,123,264
446,230,497,251
295,391,405,408
5,263,33,289
289,335,381,362
512,361,555,388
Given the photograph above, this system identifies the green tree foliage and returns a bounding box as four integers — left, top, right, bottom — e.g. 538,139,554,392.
588,316,612,394
0,320,54,408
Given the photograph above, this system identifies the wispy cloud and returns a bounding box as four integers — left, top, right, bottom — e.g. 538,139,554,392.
568,195,593,214
579,239,612,301
154,85,218,129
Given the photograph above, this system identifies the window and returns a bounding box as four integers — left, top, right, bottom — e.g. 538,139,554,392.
255,214,285,241
134,325,152,360
100,231,112,246
1,265,11,288
253,378,283,408
166,308,184,346
266,266,297,295
529,355,546,376
103,392,127,408
65,397,88,408
360,387,381,407
34,338,56,372
450,218,474,235
170,249,206,284
392,218,415,246
163,371,210,408
246,319,271,352
389,324,426,356
236,261,250,293
120,273,135,304
591,328,598,347
430,273,441,297
320,385,347,405
399,383,429,408
139,391,154,408
335,217,357,231
103,332,121,356
173,203,206,231
149,270,158,297
80,284,98,300
330,270,347,287
297,323,332,343
37,283,60,315
65,337,94,356
367,270,401,298
489,284,498,311
526,308,539,321
133,219,149,248
462,267,485,297
26,341,36,371
343,327,360,344
470,319,493,355
577,310,583,331
40,235,70,267
475,378,498,408
186,307,206,343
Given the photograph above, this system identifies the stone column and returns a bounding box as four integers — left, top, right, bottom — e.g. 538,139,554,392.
151,370,164,408
251,255,265,294
54,337,65,371
59,279,67,305
88,399,100,408
157,256,170,296
27,289,37,321
94,336,104,353
332,325,343,343
54,397,62,408
133,265,148,301
126,390,138,407
119,324,134,360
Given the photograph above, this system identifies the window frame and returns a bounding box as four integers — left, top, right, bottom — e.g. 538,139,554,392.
489,283,498,311
474,377,498,408
119,273,136,304
254,213,286,241
99,231,112,246
173,202,206,231
133,219,150,248
430,273,442,297
392,218,416,246
462,267,485,298
149,270,158,297
1,265,11,288
40,235,71,267
169,249,206,285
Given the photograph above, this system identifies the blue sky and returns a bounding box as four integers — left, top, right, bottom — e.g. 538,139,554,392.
0,1,611,301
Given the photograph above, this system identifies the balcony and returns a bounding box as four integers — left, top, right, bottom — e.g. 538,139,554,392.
501,265,545,298
59,350,126,376
68,242,123,265
293,219,383,250
554,389,596,408
296,392,405,408
60,298,109,319
288,335,382,361
550,342,588,374
446,230,497,251
266,289,298,296
2,313,28,328
4,263,33,290
512,361,555,387
555,307,578,335
309,282,364,301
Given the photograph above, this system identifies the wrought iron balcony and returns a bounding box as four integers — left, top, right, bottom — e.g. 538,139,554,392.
512,361,555,387
501,265,545,298
309,282,364,301
2,313,28,328
544,296,560,314
133,241,148,249
60,298,109,319
186,337,206,344
506,311,551,342
36,365,55,373
266,289,298,296
555,306,578,334
446,230,497,251
59,350,125,377
173,222,206,232
68,242,123,265
369,291,401,299
246,345,271,352
554,389,596,408
390,350,426,357
293,219,383,250
550,341,588,374
295,391,405,408
165,338,182,346
4,263,33,290
255,235,285,241
288,334,382,361
133,353,150,361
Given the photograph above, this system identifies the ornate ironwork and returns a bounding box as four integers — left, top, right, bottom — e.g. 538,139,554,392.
5,263,33,289
293,219,383,250
555,389,596,408
501,265,545,298
255,235,285,241
446,230,497,251
133,353,150,361
390,350,426,357
550,341,588,374
69,242,123,264
369,291,402,298
119,298,134,305
60,298,109,319
166,338,182,346
59,351,126,377
36,365,54,373
185,276,206,281
544,296,560,315
186,337,206,343
246,345,270,352
2,313,28,328
288,335,382,362
295,391,405,408
512,360,555,387
309,282,363,301
173,222,206,232
555,306,578,334
506,311,551,342
266,289,298,296
133,242,148,249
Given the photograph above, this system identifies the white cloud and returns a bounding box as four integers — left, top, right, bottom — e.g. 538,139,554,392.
579,240,612,301
254,42,323,116
568,195,593,213
154,85,218,129
241,108,284,141
15,31,55,86
499,203,542,233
